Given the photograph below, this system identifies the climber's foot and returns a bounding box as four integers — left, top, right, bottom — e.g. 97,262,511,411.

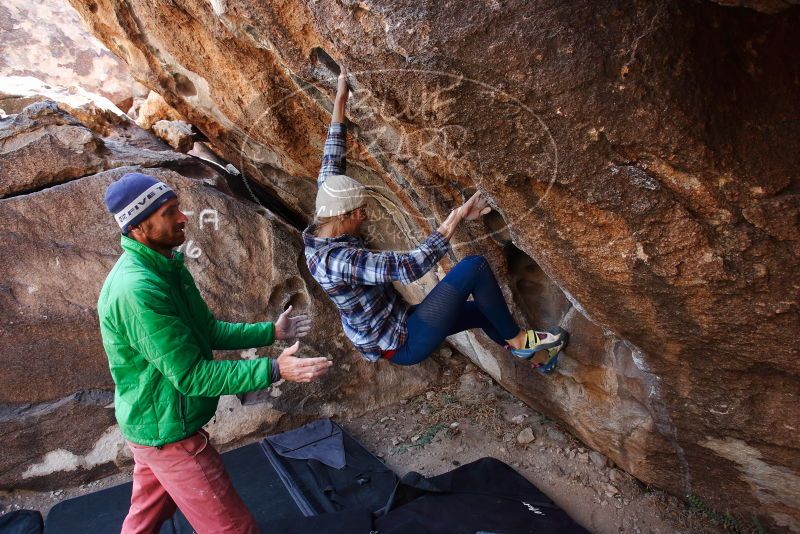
532,330,569,374
508,327,566,360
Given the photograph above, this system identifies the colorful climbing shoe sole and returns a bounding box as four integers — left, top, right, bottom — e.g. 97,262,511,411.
535,330,569,374
509,327,567,360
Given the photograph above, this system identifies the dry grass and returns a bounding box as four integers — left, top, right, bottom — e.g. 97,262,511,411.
416,383,505,439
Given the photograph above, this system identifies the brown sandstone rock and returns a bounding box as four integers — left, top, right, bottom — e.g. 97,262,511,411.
42,0,800,528
152,119,195,152
0,100,106,197
135,91,185,130
0,99,191,198
0,0,133,108
0,77,164,150
0,392,121,491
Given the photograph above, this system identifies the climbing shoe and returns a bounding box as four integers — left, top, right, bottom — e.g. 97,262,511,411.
533,329,569,374
508,327,566,360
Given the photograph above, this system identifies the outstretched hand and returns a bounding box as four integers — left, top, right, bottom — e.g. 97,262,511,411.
458,192,492,221
436,192,492,239
274,305,311,341
276,341,332,383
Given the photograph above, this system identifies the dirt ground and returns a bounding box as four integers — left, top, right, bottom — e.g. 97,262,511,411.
0,351,726,533
343,353,728,534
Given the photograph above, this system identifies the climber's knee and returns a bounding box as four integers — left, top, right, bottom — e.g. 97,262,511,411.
461,255,488,266
444,255,490,287
460,255,489,273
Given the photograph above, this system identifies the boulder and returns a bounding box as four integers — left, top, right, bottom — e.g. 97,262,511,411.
0,100,106,197
152,119,195,152
0,100,189,198
0,76,126,126
135,91,185,130
40,0,800,528
0,0,133,108
0,77,172,151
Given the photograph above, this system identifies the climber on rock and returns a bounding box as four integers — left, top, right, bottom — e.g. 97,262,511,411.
302,67,568,371
98,172,332,533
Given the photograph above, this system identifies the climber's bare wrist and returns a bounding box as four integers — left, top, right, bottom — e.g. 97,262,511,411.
332,96,347,123
436,224,454,240
437,210,463,240
332,68,349,123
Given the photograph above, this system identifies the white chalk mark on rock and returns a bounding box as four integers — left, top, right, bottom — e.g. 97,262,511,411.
22,426,124,479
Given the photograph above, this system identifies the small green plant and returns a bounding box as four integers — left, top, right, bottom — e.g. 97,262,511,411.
393,445,409,455
686,494,745,532
441,393,458,405
411,423,447,448
720,513,743,532
392,423,448,455
751,514,765,534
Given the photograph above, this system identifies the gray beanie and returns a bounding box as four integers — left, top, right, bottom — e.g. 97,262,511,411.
315,174,366,218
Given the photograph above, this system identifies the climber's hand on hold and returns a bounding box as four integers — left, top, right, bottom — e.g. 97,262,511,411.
459,191,492,221
277,341,332,383
274,305,311,340
436,192,491,240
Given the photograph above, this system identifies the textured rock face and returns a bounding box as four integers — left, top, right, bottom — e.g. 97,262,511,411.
711,0,800,14
0,0,134,108
0,100,185,198
134,91,186,130
38,0,800,529
0,101,437,490
152,120,195,152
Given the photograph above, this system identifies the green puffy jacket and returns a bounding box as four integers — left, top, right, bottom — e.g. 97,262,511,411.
97,235,275,446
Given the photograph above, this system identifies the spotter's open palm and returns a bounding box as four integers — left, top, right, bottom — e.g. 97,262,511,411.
274,305,311,341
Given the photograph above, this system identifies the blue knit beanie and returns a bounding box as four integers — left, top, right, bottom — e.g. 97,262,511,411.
104,173,177,234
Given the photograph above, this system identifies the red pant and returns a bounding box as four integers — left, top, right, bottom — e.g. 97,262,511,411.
122,430,258,534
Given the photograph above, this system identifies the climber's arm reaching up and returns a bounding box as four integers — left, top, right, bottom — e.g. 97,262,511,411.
332,67,349,124
318,68,350,186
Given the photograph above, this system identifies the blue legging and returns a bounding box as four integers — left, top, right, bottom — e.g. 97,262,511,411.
389,255,521,366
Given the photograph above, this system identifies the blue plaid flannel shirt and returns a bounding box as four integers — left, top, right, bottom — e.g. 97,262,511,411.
303,122,451,361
